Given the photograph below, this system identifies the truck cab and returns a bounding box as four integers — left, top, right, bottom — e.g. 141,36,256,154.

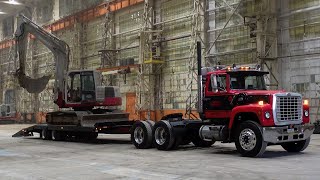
198,65,314,156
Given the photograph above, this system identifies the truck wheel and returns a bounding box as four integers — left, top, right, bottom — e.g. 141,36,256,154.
281,137,310,152
235,121,267,157
52,130,65,141
145,120,155,127
131,121,153,149
41,128,51,140
153,120,176,150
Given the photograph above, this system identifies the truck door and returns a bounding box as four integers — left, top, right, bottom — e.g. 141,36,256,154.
204,74,232,120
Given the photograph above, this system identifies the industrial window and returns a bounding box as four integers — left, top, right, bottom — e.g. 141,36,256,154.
295,83,309,94
118,10,143,33
4,90,15,104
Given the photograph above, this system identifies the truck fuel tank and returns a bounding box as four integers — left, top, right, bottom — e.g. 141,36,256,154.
199,125,228,141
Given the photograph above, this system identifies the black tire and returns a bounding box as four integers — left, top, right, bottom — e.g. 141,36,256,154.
281,137,310,152
145,120,155,127
192,133,215,147
235,121,267,157
131,121,153,149
41,128,51,140
52,130,66,141
153,120,176,150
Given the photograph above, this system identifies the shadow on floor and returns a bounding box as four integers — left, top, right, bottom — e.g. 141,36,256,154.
23,136,132,145
176,144,308,158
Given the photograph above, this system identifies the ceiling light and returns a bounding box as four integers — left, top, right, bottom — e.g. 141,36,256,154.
2,0,22,5
0,10,7,14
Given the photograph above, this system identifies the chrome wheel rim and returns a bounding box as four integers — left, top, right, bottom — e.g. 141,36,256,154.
155,127,167,145
239,128,256,151
134,127,144,144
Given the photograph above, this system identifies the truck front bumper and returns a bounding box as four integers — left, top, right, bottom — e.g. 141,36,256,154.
263,124,314,144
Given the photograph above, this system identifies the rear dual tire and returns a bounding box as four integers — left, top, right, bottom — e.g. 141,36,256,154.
131,120,154,149
153,120,177,150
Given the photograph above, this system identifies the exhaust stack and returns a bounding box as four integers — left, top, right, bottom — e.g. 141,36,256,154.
197,42,203,114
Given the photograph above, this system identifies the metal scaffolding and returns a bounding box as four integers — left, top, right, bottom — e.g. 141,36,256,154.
185,0,205,118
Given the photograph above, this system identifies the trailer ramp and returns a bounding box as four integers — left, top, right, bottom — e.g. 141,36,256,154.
12,124,47,137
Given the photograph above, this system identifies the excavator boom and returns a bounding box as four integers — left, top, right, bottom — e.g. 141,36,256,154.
14,14,69,97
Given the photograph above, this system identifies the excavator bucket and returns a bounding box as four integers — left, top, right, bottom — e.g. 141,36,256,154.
16,72,51,94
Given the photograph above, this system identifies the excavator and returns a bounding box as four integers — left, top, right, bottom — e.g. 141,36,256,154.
15,14,122,110
13,14,129,140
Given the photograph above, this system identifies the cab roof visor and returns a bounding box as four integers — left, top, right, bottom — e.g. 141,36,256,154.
227,70,269,75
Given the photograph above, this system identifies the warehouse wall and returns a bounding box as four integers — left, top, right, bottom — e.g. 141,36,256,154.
207,0,258,65
0,0,319,122
279,0,320,123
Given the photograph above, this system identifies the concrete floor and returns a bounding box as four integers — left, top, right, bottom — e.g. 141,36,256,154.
0,124,320,180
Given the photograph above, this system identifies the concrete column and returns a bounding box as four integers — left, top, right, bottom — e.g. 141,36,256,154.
53,0,60,21
256,0,279,89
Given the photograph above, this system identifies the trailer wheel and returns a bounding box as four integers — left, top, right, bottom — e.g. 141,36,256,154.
52,130,65,141
153,120,176,150
281,137,310,152
41,128,51,140
235,121,267,157
131,121,153,149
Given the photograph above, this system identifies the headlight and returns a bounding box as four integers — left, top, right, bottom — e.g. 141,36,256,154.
265,112,271,119
304,110,309,117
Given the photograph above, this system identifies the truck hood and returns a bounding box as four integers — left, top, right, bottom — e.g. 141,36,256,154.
231,90,285,96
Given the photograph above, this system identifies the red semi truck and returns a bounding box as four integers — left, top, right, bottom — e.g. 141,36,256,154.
130,42,314,157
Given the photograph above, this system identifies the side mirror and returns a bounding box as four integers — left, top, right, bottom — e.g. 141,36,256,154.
211,75,218,92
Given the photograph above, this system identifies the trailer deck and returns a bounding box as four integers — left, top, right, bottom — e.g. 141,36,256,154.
12,119,135,138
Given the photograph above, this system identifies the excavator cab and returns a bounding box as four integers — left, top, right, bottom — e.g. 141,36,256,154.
66,70,97,104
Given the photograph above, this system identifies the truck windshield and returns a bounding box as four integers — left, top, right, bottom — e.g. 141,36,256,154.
230,74,266,90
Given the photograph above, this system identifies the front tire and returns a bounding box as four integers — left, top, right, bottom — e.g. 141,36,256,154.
235,121,267,157
131,121,154,149
281,137,310,152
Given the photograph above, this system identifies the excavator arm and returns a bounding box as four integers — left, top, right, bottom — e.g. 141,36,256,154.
14,14,69,105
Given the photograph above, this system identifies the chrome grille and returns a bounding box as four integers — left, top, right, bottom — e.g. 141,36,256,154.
275,95,302,122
